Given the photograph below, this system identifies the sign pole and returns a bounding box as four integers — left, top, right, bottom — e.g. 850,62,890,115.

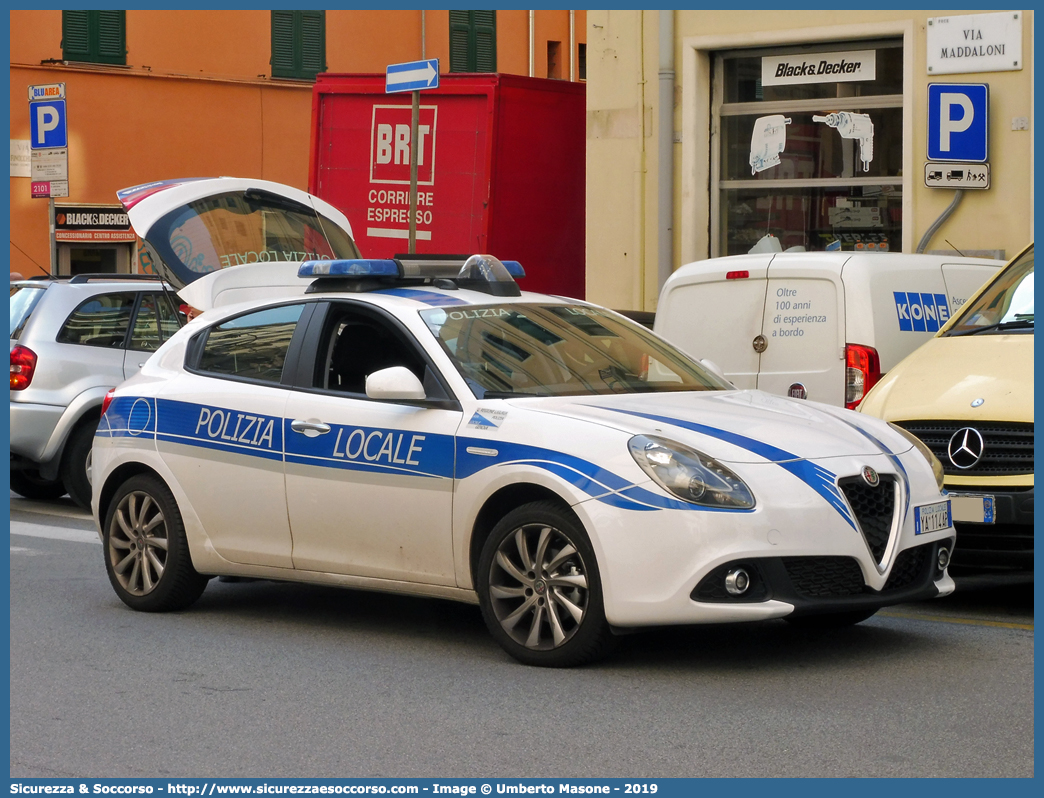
408,89,420,255
385,58,437,254
48,197,57,276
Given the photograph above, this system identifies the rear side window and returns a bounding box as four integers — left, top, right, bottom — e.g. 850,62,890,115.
129,293,183,352
196,304,304,384
10,286,46,339
57,292,136,348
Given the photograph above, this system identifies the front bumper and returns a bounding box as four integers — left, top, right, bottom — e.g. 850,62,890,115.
947,485,1034,575
692,537,954,616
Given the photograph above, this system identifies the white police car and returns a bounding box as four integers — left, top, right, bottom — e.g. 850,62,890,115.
92,179,956,667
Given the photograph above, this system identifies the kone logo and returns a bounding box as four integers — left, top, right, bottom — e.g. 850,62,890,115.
369,104,438,185
893,292,950,332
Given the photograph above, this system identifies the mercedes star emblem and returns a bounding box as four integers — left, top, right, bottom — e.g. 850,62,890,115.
861,465,880,487
948,427,985,469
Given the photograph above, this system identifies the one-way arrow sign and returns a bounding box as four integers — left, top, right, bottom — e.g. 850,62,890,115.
386,59,439,94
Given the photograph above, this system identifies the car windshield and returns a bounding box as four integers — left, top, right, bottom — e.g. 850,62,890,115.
144,189,361,288
944,246,1034,336
10,284,46,339
420,303,732,398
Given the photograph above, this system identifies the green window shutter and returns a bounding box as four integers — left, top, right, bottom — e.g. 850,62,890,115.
271,11,296,77
271,10,325,80
448,10,496,73
62,11,91,61
63,10,125,65
300,11,326,76
473,11,497,73
95,11,126,65
449,11,470,72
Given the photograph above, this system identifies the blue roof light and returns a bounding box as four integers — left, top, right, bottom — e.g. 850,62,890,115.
298,259,401,278
501,261,525,278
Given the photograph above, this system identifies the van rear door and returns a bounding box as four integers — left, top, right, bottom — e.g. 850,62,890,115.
757,255,846,405
654,256,770,389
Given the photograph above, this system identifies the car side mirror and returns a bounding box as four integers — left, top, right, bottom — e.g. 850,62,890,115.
365,366,427,401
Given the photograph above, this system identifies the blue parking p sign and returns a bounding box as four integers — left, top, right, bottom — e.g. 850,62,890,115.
29,99,67,149
927,83,988,163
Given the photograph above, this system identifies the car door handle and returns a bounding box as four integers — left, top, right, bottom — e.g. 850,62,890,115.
290,419,332,436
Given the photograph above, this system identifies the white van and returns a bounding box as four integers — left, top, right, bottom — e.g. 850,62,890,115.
654,252,1003,408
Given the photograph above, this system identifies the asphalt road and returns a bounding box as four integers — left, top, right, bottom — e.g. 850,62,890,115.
8,495,1034,778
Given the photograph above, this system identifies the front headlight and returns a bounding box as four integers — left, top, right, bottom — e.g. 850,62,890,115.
628,435,755,509
889,422,945,492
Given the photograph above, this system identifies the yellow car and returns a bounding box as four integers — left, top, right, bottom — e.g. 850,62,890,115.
859,243,1033,577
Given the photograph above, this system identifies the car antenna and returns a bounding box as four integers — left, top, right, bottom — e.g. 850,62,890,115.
944,239,966,256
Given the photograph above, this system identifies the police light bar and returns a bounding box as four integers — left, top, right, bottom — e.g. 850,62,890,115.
297,255,525,281
298,260,400,278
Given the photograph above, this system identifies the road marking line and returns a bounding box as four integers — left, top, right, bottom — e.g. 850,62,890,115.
10,520,101,545
10,497,92,521
878,610,1033,631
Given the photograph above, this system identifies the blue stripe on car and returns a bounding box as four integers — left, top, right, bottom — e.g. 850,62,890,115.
594,407,856,529
100,397,755,513
833,418,912,523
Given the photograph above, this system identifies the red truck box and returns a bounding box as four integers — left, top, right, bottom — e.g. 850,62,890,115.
308,73,585,298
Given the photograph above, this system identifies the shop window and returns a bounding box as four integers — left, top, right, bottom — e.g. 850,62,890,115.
62,10,126,66
713,40,903,256
271,10,326,81
578,43,586,81
449,10,496,73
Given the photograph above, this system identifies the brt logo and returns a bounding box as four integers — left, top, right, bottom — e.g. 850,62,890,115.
369,104,438,185
894,292,950,332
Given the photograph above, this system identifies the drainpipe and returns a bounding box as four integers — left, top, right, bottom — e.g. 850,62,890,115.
421,11,426,59
916,190,964,253
529,11,535,77
569,11,575,81
635,11,647,309
657,9,675,294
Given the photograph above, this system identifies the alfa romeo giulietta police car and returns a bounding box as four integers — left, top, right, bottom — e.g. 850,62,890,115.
92,178,956,667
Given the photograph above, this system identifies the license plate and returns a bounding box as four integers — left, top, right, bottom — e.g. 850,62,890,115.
950,493,996,524
915,500,952,535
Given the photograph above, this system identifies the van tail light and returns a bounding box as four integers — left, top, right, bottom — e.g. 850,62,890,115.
725,270,749,280
10,345,37,391
845,344,881,409
101,388,116,417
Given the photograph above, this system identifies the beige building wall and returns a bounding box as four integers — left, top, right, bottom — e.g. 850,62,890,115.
586,9,1035,311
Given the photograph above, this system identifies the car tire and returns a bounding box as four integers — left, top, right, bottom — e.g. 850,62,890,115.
477,501,615,667
61,418,98,510
102,474,208,612
784,608,878,628
10,469,67,501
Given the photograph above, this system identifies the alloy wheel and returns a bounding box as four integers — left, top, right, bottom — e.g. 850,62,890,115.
107,490,170,596
487,523,590,651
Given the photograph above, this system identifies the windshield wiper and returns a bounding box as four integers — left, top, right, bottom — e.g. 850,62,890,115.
947,317,1034,336
480,390,548,399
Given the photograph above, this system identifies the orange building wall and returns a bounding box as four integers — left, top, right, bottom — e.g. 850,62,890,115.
9,10,586,277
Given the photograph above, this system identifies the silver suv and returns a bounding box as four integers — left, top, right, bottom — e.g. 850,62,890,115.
10,274,183,507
